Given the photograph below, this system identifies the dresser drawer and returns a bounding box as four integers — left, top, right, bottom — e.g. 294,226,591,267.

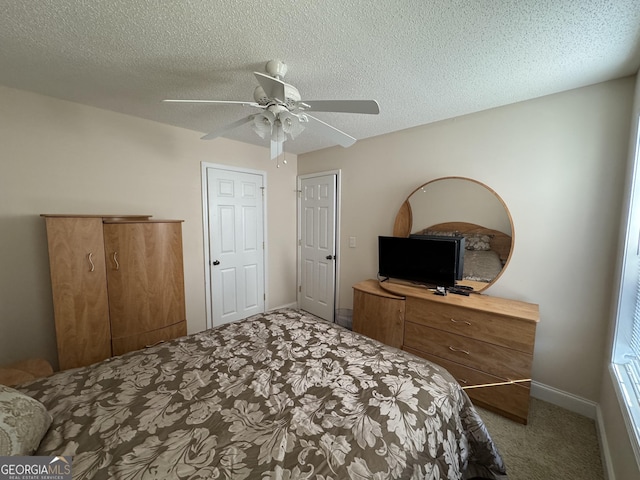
406,297,536,354
404,347,530,424
404,321,532,380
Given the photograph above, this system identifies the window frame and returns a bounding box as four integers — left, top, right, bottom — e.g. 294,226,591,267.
611,109,640,465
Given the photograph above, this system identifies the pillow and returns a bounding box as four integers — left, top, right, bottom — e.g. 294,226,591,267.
0,367,36,387
464,234,492,251
420,230,460,237
0,385,52,456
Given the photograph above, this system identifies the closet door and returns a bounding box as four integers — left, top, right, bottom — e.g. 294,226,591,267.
103,221,186,354
44,217,112,370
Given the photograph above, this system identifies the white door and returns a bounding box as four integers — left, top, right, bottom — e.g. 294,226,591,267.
298,173,337,321
207,167,265,326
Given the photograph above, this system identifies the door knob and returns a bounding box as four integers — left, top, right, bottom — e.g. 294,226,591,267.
325,255,335,260
212,260,220,266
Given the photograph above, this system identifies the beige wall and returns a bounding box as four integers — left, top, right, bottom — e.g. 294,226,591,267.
0,85,298,369
299,77,634,404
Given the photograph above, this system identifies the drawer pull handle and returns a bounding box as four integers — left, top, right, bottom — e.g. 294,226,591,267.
450,318,471,326
113,252,120,270
87,252,95,272
448,346,470,355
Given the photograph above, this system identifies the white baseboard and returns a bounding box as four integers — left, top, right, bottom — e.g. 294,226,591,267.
595,404,617,480
531,380,598,419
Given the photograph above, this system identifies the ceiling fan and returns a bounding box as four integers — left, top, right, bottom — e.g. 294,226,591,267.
163,60,380,162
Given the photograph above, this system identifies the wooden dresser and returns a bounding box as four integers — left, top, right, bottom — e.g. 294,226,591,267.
42,215,187,370
353,280,405,349
352,279,539,424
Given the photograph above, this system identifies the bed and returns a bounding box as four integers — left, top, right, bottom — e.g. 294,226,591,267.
415,222,512,285
6,309,507,479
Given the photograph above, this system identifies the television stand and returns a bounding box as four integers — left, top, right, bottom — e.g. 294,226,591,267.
352,279,539,424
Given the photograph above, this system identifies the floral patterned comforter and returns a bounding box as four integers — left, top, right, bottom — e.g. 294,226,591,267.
20,309,507,480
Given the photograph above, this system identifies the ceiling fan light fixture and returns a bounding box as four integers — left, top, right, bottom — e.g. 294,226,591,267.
279,111,305,139
252,111,275,139
271,123,284,143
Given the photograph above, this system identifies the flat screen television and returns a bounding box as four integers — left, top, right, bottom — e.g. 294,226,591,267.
378,235,463,287
409,234,465,280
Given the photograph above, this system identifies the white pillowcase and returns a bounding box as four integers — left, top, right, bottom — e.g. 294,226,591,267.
0,384,52,456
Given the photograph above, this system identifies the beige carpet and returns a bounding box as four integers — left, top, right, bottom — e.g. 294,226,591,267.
476,398,604,480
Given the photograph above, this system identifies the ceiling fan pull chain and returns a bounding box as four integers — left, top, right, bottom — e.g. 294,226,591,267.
282,127,287,166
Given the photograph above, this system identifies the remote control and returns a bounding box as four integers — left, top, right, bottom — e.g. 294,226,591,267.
448,287,470,296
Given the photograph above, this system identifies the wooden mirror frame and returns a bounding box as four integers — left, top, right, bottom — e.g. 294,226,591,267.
392,176,514,292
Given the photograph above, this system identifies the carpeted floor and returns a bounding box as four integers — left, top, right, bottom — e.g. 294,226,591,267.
476,398,605,480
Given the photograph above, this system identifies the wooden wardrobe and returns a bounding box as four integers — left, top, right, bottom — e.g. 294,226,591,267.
42,215,187,370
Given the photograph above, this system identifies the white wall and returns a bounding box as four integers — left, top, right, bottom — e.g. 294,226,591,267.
0,85,298,369
298,77,634,405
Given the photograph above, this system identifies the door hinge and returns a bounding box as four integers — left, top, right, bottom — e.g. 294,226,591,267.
264,293,266,300
298,285,302,292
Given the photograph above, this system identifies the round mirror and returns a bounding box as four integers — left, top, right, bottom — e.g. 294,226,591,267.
393,177,513,292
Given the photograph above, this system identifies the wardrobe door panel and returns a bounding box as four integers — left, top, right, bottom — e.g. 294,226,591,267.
104,222,186,341
44,217,112,370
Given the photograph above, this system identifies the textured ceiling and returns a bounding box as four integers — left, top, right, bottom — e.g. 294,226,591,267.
1,1,639,155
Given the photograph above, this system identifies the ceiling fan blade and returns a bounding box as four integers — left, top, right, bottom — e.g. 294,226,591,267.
300,100,380,115
163,99,261,108
200,115,255,140
304,114,356,148
254,72,286,101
